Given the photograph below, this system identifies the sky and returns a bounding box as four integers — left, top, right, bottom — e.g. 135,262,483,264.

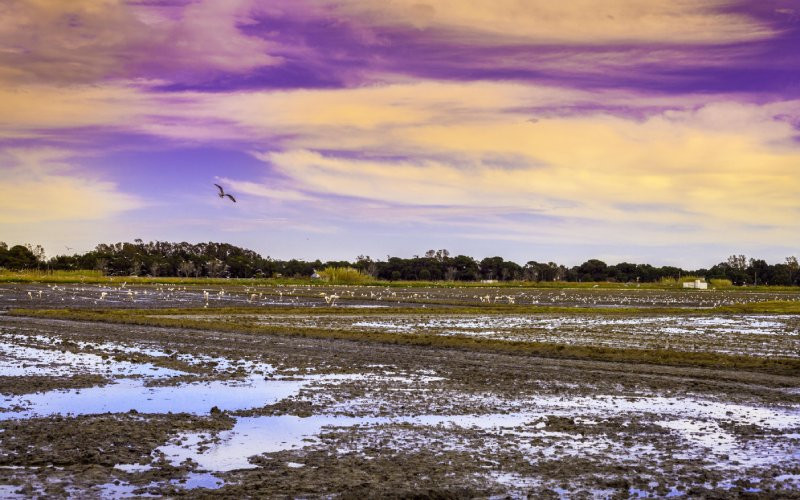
1,0,799,268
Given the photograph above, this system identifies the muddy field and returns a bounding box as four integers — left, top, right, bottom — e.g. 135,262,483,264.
0,283,798,498
167,312,800,359
3,282,800,310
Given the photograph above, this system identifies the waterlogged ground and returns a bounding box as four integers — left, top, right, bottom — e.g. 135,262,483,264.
3,282,800,310
169,312,800,359
0,284,798,497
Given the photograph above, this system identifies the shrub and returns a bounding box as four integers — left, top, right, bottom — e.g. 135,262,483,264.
317,266,370,285
709,278,733,288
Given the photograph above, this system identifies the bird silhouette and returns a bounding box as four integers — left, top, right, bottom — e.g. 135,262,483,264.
214,183,237,203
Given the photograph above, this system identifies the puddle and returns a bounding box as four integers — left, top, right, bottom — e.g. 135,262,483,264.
113,463,153,474
0,376,306,419
156,394,800,473
158,413,562,472
97,471,223,497
0,369,439,420
352,315,800,336
0,342,183,379
0,485,24,499
160,415,378,471
171,472,224,490
0,327,276,376
629,485,683,497
343,314,800,357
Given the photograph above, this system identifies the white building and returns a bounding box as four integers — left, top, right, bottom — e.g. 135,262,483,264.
683,279,708,289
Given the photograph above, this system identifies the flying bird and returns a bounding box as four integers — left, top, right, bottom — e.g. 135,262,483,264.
214,183,237,203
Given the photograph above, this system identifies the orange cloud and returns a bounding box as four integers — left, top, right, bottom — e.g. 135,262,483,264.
2,77,799,246
319,0,775,45
0,148,144,223
0,0,278,85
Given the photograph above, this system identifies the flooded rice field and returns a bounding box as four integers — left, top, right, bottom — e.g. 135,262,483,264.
3,282,800,310
173,312,799,359
0,284,798,497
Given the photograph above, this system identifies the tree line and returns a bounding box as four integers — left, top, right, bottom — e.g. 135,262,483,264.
1,241,799,286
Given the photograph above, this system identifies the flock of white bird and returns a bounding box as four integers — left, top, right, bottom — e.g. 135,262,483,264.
5,283,800,309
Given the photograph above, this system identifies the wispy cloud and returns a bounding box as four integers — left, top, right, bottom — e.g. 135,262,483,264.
216,176,313,202
0,0,279,85
2,0,799,264
3,77,799,246
0,148,144,223
320,0,776,45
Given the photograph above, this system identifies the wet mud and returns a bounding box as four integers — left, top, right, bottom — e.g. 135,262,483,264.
0,287,797,497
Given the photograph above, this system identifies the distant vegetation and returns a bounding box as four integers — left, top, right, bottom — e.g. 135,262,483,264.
1,241,798,286
709,278,734,288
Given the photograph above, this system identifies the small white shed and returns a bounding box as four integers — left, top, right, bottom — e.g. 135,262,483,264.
683,279,708,289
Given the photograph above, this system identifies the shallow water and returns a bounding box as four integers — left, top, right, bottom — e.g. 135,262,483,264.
0,376,306,419
0,312,797,496
352,314,800,336
160,415,385,471
0,366,439,420
159,413,575,472
97,471,223,498
0,325,278,378
156,393,800,474
343,314,800,358
0,342,182,379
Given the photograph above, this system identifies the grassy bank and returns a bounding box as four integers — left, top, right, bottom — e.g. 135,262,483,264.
9,307,800,378
717,300,800,314
0,269,105,283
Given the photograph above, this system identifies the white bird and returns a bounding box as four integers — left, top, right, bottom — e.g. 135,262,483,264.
214,184,237,203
